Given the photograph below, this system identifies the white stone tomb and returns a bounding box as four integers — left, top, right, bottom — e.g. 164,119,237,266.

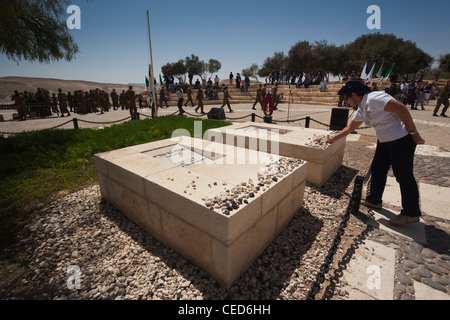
94,136,307,287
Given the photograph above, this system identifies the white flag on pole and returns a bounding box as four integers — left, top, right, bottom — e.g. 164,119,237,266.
360,62,368,80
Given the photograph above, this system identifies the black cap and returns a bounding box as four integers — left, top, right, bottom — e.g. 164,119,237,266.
337,80,371,96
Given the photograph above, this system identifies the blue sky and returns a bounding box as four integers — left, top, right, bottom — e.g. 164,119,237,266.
1,0,449,84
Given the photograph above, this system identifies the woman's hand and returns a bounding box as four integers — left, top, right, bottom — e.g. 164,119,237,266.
411,132,425,145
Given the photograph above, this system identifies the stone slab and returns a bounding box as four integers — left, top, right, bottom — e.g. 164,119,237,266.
367,208,427,244
206,122,346,187
384,176,449,221
342,240,396,300
94,136,307,288
414,281,450,300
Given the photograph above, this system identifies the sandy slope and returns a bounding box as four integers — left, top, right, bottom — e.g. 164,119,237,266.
0,76,145,103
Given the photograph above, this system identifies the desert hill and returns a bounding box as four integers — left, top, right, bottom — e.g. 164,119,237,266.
0,76,145,103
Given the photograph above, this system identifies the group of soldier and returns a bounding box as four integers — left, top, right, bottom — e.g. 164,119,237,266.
11,86,139,120
252,84,280,111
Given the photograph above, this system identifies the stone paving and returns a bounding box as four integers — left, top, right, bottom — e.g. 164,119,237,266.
1,99,449,300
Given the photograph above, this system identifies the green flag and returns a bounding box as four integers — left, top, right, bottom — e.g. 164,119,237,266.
159,74,163,86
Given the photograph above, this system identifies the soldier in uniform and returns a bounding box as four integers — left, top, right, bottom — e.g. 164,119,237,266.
125,85,137,119
58,88,71,117
220,86,233,112
51,93,59,116
111,89,119,110
259,84,267,110
195,86,204,114
75,91,86,114
119,90,126,110
252,85,263,110
102,90,110,112
272,85,279,110
93,89,103,114
11,90,27,120
433,80,450,117
159,86,169,108
184,85,195,107
67,92,73,112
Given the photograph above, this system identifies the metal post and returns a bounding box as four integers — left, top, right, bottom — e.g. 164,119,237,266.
251,113,255,122
305,116,310,128
73,118,79,129
147,11,158,118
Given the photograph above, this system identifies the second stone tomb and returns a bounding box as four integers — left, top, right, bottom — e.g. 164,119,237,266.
205,122,346,187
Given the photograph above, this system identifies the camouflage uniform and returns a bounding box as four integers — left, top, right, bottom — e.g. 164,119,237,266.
195,86,204,113
111,89,119,110
433,81,450,117
12,91,27,120
58,89,71,117
220,87,233,112
184,85,195,107
272,85,279,109
125,86,137,118
253,85,263,110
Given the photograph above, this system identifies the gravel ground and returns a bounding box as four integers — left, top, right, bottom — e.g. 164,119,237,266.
0,133,376,301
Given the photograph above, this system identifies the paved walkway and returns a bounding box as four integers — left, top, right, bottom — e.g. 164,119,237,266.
340,134,450,300
1,100,449,300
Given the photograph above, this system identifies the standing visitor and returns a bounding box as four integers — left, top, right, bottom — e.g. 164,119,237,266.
326,81,425,227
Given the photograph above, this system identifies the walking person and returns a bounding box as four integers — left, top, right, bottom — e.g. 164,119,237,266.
220,86,233,113
326,81,425,227
176,85,185,116
159,86,169,109
252,84,263,110
433,80,450,117
184,85,195,107
58,88,71,117
195,86,205,114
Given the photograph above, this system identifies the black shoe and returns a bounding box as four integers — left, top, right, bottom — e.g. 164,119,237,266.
441,113,448,117
433,113,439,117
229,110,234,113
252,107,256,110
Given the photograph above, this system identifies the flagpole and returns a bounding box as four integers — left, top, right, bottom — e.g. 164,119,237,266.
147,10,158,118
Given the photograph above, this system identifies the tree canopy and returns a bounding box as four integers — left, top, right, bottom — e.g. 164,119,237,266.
161,54,222,81
244,33,440,82
0,0,81,63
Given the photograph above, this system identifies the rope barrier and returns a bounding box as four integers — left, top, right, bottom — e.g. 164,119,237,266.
1,109,373,136
77,117,131,125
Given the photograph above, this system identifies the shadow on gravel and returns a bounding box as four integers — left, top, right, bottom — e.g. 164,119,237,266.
313,165,360,199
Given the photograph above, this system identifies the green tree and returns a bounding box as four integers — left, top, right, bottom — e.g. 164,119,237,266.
286,41,315,74
345,33,433,81
0,0,84,63
161,59,187,81
242,63,260,82
258,52,287,80
184,54,204,78
438,54,450,73
207,58,222,79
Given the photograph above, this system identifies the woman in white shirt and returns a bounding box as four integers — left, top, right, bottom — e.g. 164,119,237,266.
326,81,425,227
